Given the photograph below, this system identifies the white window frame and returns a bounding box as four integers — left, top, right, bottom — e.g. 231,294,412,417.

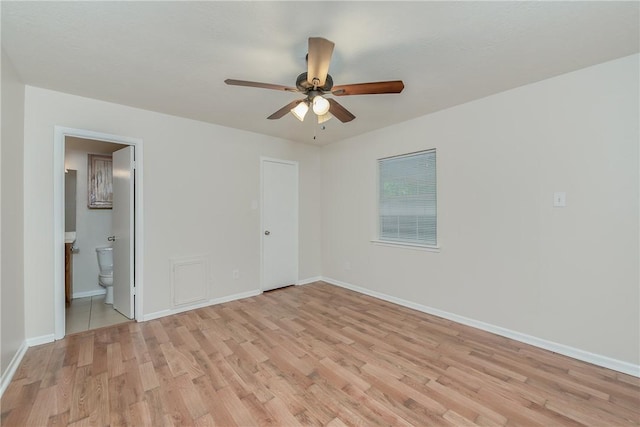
372,149,439,252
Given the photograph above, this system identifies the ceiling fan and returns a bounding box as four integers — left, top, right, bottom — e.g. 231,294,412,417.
225,37,404,124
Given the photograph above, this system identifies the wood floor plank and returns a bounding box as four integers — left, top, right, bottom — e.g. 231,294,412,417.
160,342,204,380
90,341,108,376
68,366,91,423
442,409,479,426
52,366,75,416
262,368,333,425
19,344,55,384
216,385,259,426
191,349,229,391
191,376,238,427
1,399,32,427
193,412,216,427
25,385,57,427
340,382,415,427
77,336,94,368
47,410,70,427
263,394,303,426
118,324,137,362
150,319,171,344
129,400,153,427
138,360,160,392
41,346,67,388
91,371,110,427
154,365,195,426
129,326,152,366
144,336,168,370
1,378,35,413
108,373,133,426
107,342,125,379
141,388,168,427
172,373,208,421
3,282,639,426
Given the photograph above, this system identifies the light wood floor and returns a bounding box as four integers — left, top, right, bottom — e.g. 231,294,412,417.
2,282,638,426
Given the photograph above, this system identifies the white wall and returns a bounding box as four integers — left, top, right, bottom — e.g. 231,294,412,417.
321,54,639,366
64,149,113,297
1,50,26,377
23,87,322,338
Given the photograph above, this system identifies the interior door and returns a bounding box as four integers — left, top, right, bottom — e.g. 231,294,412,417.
112,146,135,318
262,159,298,291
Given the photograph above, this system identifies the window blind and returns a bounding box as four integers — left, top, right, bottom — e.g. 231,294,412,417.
378,150,437,246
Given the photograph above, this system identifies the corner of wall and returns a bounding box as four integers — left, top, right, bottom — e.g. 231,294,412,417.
1,47,27,391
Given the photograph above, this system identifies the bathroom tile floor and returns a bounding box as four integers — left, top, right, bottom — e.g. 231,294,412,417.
65,294,131,334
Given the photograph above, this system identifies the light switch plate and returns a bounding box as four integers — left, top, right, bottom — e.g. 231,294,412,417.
553,192,566,207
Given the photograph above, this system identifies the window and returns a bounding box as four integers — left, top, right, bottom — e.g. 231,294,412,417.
378,150,437,247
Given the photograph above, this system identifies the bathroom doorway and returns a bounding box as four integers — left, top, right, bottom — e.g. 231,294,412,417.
64,138,127,333
54,127,144,339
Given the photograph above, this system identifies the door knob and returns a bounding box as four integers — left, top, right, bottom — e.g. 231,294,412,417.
264,230,270,235
108,236,116,241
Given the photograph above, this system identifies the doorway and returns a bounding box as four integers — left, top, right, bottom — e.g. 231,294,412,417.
261,158,298,291
64,138,129,333
54,127,144,339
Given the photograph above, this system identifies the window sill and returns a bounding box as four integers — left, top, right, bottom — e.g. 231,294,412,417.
370,240,441,252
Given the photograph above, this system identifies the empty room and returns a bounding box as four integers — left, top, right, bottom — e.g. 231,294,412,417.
1,1,639,426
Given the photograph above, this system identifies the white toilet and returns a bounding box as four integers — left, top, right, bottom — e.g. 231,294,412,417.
95,246,114,304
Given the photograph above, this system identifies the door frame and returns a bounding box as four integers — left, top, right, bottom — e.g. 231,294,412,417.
53,126,144,339
259,157,299,291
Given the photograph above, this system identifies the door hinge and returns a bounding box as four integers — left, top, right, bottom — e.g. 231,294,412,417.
133,286,136,295
132,160,137,170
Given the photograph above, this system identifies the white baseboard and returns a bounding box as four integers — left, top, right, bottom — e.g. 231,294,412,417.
322,277,640,378
141,289,262,322
0,341,28,398
297,276,322,286
72,289,106,299
26,334,56,347
0,332,57,398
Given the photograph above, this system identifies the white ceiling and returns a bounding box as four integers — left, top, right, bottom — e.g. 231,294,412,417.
2,1,638,145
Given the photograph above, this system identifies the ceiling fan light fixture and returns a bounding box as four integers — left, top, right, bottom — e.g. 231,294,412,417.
317,112,332,124
291,101,309,121
312,95,330,115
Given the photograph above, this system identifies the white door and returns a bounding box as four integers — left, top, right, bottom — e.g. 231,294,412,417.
262,159,298,291
112,146,135,318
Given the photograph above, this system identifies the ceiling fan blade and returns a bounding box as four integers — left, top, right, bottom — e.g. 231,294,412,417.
267,99,305,120
328,99,355,123
225,79,298,92
332,80,405,96
307,37,334,88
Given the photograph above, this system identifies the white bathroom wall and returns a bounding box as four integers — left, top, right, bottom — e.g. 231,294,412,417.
23,86,323,339
1,50,26,382
64,148,113,297
321,54,639,366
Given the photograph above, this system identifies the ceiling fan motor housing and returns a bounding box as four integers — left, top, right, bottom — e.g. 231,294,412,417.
296,72,333,92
